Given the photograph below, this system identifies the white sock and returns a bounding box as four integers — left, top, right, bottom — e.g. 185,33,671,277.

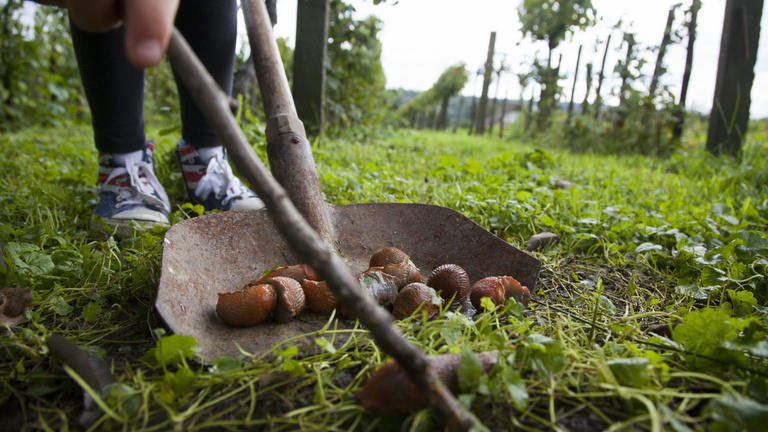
196,146,225,163
110,149,144,167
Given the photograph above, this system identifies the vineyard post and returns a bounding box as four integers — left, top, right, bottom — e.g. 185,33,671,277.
292,0,329,136
706,0,764,156
581,62,593,115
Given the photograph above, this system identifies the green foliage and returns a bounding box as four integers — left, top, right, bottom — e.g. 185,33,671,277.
143,61,179,116
146,335,199,368
606,357,653,388
433,64,469,99
1,126,767,430
707,393,768,432
396,63,468,128
0,4,85,130
458,349,484,394
531,57,562,131
518,0,596,50
518,1,594,133
325,0,389,132
671,307,757,369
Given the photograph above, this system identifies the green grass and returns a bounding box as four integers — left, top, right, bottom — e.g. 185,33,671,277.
1,124,767,431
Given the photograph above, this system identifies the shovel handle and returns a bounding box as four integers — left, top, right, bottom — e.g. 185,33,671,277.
242,0,334,243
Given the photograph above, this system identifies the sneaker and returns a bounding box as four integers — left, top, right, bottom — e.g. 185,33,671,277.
93,142,171,234
175,140,265,211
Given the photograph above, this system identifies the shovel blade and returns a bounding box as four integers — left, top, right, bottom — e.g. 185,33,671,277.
156,203,540,362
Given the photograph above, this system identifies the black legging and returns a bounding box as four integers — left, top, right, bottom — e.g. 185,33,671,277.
70,0,237,153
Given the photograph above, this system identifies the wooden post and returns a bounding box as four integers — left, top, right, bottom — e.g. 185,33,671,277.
292,0,329,136
475,32,496,135
674,0,701,141
582,62,593,115
707,0,764,156
567,45,583,126
593,34,612,121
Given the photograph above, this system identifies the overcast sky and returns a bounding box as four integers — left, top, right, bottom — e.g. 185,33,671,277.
269,0,768,118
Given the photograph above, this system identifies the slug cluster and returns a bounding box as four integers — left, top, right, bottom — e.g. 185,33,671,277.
215,247,531,327
216,264,337,327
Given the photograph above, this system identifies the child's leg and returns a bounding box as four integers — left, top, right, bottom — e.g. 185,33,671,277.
171,0,264,212
173,0,237,150
70,22,146,154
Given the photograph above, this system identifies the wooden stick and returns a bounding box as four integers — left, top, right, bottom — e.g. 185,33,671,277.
166,24,480,432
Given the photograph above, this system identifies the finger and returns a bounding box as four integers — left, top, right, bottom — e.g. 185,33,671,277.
123,0,180,68
68,0,122,32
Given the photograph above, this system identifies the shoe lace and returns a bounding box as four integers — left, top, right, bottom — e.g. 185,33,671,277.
194,154,250,207
106,161,171,213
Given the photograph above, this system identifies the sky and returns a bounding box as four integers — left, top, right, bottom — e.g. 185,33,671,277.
267,0,768,118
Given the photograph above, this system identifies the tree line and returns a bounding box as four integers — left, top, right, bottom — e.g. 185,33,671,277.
1,0,763,158
401,0,763,158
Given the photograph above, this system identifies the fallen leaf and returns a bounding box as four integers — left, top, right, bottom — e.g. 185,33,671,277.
526,232,560,251
0,287,33,327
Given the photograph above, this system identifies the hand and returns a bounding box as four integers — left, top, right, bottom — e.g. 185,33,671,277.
67,0,180,68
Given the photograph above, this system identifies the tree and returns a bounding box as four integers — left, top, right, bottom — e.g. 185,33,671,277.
396,63,468,130
433,63,469,130
706,0,764,157
324,0,388,132
474,31,496,135
1,3,84,130
615,31,639,128
673,0,701,142
518,0,596,52
566,44,582,126
518,0,595,131
648,4,680,103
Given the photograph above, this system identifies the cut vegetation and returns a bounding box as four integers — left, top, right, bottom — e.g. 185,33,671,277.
2,125,766,430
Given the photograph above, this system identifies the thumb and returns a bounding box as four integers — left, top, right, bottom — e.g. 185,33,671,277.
123,0,180,68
